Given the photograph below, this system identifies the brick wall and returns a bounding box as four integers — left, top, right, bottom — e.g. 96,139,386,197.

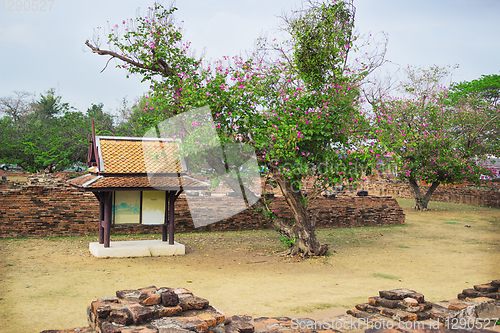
362,180,500,208
0,183,405,238
0,185,99,238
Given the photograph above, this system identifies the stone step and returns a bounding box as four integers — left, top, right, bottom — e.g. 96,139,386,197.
378,289,425,303
435,300,473,311
88,287,214,333
427,303,459,323
474,283,499,293
151,316,213,333
251,316,349,333
154,304,183,318
458,290,500,301
346,288,496,326
127,303,157,325
461,288,480,298
90,298,184,322
178,295,210,311
224,315,255,333
181,305,226,326
368,296,433,313
354,302,432,322
368,297,399,309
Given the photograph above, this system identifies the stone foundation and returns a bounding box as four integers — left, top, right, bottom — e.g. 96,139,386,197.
42,280,500,333
348,280,500,329
88,240,186,258
458,280,500,301
42,286,349,333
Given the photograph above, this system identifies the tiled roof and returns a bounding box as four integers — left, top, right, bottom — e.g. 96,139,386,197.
66,174,96,187
68,174,206,190
98,137,183,174
69,135,200,190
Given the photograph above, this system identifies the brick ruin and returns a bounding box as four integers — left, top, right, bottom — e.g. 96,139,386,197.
41,280,500,333
361,178,500,209
0,176,405,239
348,280,500,328
2,171,499,240
458,282,500,302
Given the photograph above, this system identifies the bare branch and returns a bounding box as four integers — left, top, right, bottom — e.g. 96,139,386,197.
85,40,175,77
0,91,34,121
100,56,115,73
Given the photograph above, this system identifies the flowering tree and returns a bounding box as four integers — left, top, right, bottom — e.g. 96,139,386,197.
369,66,500,210
86,1,378,256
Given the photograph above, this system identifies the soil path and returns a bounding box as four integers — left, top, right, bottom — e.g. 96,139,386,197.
0,199,499,332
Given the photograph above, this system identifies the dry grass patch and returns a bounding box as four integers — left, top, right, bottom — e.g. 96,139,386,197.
0,198,498,332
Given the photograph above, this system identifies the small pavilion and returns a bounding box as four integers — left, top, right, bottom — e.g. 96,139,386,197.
68,125,206,257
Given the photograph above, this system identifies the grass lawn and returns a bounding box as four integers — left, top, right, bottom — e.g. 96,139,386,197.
3,176,28,182
0,198,498,332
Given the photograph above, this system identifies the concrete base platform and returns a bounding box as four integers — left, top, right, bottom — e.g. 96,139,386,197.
89,240,185,258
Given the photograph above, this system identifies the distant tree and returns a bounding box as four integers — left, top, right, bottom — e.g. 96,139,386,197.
449,73,500,107
369,66,500,210
0,91,33,122
86,103,116,135
115,96,156,137
0,117,28,168
51,109,101,171
0,91,35,169
32,88,72,118
0,88,122,172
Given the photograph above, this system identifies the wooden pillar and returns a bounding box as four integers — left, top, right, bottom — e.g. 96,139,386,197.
168,191,175,245
93,192,105,245
98,193,104,244
162,191,168,242
104,192,112,248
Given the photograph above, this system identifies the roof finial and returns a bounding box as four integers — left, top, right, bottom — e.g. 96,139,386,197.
91,119,96,143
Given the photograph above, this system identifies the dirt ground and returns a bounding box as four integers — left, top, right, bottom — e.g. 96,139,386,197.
0,198,499,333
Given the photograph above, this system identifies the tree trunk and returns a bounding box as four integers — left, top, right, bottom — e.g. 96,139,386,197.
205,151,327,256
275,174,328,257
204,151,294,237
408,178,440,211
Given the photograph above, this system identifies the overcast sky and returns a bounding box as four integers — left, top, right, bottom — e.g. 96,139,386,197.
1,0,499,115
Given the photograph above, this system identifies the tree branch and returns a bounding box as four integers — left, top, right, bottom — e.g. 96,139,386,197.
85,40,175,77
100,56,115,73
205,149,294,238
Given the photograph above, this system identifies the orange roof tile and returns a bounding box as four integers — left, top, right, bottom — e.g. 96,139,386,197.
66,174,96,187
97,137,183,174
69,135,204,191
